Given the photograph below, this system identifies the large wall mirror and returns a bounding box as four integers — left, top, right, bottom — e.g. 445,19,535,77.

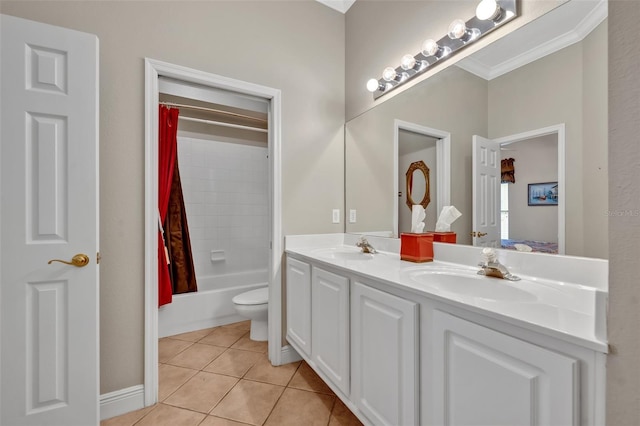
345,0,608,259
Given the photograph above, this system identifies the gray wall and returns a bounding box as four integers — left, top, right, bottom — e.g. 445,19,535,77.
607,1,640,424
582,19,608,259
501,136,558,244
488,21,608,258
0,0,345,394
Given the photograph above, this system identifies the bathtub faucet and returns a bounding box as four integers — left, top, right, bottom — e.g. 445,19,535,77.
356,237,377,254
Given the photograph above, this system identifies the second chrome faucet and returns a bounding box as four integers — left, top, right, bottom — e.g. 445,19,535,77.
356,237,377,254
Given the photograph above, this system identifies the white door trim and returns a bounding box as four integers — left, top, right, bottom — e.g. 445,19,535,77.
492,123,566,254
393,120,451,237
144,59,283,406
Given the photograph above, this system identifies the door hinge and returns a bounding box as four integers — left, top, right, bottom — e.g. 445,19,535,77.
96,252,101,264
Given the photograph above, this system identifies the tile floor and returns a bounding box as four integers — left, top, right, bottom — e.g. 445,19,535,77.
101,321,363,426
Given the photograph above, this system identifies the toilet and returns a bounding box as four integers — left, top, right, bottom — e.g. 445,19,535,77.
232,287,269,341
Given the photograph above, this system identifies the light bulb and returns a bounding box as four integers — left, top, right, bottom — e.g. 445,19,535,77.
382,67,397,82
448,19,468,40
366,78,381,92
448,19,480,42
476,0,501,21
400,54,416,71
421,39,439,57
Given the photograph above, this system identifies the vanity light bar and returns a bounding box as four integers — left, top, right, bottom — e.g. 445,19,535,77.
367,0,517,100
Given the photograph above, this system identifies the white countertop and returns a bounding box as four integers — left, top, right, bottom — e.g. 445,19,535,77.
285,233,608,353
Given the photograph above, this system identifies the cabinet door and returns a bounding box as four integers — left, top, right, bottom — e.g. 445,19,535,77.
351,282,419,426
286,257,312,357
431,310,579,426
312,267,350,395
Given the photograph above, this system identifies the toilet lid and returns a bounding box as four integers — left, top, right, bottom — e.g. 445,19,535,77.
233,287,268,305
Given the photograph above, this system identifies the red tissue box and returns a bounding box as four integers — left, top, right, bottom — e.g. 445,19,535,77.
432,232,457,244
400,233,434,263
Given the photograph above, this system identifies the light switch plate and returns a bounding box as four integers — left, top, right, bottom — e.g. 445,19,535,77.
332,209,340,223
349,209,357,223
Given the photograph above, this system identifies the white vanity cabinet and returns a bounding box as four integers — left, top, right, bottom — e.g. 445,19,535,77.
351,281,419,426
430,310,580,426
285,257,312,357
311,266,350,395
284,245,604,426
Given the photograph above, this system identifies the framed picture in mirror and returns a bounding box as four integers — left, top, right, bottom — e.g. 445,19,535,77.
528,182,558,206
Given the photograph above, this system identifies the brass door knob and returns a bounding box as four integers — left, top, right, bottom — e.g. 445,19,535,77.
48,254,90,267
470,231,488,238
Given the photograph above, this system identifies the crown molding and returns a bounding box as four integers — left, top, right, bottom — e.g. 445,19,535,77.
457,0,607,81
315,0,356,14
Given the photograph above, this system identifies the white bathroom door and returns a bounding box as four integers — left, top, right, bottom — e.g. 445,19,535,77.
0,15,99,426
472,135,501,247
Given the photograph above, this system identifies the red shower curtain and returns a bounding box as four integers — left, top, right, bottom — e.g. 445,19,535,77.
158,105,179,306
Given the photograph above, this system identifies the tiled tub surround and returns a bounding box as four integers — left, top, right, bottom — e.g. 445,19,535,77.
285,233,608,426
178,136,269,278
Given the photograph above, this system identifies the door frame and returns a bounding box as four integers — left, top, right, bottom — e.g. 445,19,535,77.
393,120,451,237
143,58,283,406
492,123,566,254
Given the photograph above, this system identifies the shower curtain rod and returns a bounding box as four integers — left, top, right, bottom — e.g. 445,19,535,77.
178,116,269,133
159,101,267,123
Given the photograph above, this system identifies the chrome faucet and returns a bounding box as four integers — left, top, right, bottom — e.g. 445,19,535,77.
356,237,377,254
477,248,520,281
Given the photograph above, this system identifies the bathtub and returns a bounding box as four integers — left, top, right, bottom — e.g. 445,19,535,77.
158,269,268,338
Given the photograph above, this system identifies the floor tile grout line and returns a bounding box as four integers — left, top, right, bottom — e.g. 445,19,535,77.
159,357,232,407
260,361,331,426
157,365,200,404
326,396,338,426
159,339,196,364
260,381,289,426
202,341,262,419
163,344,228,371
204,381,240,418
284,361,304,388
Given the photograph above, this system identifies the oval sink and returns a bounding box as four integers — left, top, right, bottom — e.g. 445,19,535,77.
408,270,537,302
312,247,374,261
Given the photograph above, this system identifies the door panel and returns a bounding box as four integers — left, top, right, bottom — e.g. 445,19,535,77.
311,267,349,395
1,14,99,426
472,135,501,247
431,311,579,425
351,282,419,426
285,257,311,357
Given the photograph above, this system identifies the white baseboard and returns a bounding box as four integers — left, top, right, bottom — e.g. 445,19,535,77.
100,385,145,421
279,344,302,365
